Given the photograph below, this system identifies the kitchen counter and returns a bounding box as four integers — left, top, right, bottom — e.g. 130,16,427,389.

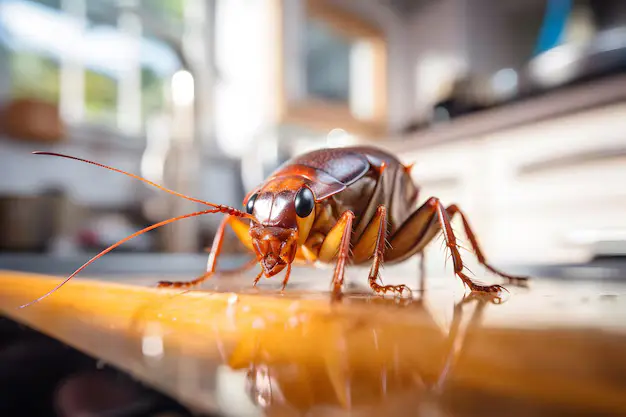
2,252,625,282
1,267,625,416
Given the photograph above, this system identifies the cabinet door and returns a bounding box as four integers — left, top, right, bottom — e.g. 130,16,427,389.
402,103,626,265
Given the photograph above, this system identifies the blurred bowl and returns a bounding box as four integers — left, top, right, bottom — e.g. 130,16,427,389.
0,98,65,143
527,42,585,89
0,192,65,252
0,196,51,252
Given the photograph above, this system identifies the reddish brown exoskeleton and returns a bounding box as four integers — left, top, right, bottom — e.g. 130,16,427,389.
21,146,527,308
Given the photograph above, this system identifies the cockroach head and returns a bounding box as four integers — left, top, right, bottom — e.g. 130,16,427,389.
249,226,297,276
244,176,317,276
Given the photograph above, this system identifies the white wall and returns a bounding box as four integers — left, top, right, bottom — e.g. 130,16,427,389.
465,0,545,76
279,0,472,132
0,46,9,102
325,0,414,132
400,0,546,121
401,103,626,266
0,138,144,207
406,0,468,120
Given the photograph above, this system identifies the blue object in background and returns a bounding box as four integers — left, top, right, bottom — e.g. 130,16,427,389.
534,0,573,56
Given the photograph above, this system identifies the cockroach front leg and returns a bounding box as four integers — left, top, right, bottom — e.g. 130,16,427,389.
252,269,264,287
317,210,355,301
331,211,355,300
280,263,292,292
158,215,256,288
363,206,412,298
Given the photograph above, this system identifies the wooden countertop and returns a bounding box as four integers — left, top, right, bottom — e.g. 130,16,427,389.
1,269,625,416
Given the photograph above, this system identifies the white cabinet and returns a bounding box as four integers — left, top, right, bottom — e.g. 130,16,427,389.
401,103,626,266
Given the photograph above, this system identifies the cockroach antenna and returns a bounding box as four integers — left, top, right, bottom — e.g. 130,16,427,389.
19,152,258,308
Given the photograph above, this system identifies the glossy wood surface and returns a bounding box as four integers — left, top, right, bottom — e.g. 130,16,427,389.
1,269,625,416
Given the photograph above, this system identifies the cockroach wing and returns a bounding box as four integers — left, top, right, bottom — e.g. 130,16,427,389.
271,148,371,201
286,148,370,185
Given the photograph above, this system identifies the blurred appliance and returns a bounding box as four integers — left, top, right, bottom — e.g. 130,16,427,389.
565,228,626,259
378,0,435,17
0,98,65,143
528,0,626,89
0,191,64,252
77,213,152,252
276,0,388,138
418,0,626,130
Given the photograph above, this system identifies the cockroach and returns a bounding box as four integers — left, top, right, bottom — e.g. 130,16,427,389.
20,146,527,308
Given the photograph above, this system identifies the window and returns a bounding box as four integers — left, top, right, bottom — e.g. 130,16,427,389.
30,0,61,9
305,18,352,103
142,66,165,120
84,66,118,125
141,0,185,24
140,33,180,120
0,0,183,136
0,0,66,104
9,50,60,103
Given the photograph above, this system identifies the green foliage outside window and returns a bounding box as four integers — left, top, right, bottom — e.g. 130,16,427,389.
9,50,60,104
142,66,165,119
85,69,117,124
4,0,182,130
30,0,61,10
143,0,185,22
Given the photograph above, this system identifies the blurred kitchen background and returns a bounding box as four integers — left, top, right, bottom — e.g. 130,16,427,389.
1,0,625,281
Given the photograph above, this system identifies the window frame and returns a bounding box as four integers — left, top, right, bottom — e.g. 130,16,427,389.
1,0,188,149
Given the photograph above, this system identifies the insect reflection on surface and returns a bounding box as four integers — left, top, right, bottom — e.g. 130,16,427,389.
223,293,502,417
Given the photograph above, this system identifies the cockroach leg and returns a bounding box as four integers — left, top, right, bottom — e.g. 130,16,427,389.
387,197,512,294
19,208,226,308
433,200,505,294
252,270,263,287
157,272,211,289
158,258,258,289
158,215,255,289
366,206,412,298
280,263,292,292
323,210,355,301
446,204,529,286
